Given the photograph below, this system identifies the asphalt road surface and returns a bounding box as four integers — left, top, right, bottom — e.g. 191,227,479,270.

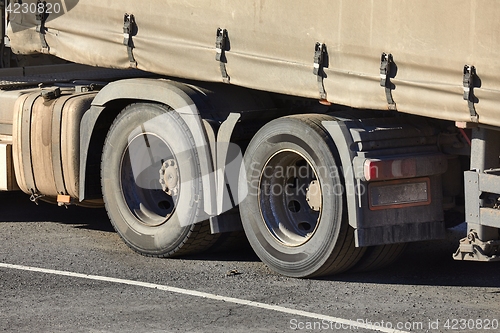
0,191,499,333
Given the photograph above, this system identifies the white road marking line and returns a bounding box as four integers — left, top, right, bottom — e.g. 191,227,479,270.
0,263,408,333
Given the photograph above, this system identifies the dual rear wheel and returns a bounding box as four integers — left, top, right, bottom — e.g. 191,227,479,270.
102,105,404,276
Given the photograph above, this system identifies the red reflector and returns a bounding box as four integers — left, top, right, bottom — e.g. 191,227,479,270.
364,158,417,181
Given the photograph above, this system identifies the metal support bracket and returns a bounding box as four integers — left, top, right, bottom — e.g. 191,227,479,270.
35,0,49,53
463,65,478,122
216,28,230,83
313,42,328,101
453,231,500,262
123,14,137,68
380,53,397,111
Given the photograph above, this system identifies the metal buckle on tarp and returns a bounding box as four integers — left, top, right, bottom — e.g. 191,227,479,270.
313,42,328,101
380,53,397,111
35,0,49,53
123,13,137,68
216,28,230,83
463,65,478,122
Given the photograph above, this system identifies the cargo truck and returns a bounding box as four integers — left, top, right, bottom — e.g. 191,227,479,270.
0,0,499,278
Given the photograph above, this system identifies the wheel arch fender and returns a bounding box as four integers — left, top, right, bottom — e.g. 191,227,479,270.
79,78,216,216
321,120,361,231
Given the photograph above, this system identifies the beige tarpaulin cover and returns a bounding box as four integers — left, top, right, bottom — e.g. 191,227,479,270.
7,0,500,127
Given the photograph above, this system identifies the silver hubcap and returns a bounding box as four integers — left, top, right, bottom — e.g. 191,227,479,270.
120,133,179,227
159,159,180,197
258,149,323,247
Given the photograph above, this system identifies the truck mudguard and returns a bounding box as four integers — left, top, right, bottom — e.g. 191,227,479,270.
79,78,217,216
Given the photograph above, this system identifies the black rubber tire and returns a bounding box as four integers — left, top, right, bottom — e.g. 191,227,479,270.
101,103,218,257
350,243,407,273
239,115,365,278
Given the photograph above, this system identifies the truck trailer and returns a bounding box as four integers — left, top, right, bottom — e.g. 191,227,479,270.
0,0,499,277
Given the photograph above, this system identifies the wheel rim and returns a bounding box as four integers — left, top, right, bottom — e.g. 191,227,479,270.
258,149,322,247
120,132,179,227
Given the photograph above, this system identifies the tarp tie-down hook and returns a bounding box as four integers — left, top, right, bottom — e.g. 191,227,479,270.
35,0,49,53
216,28,230,83
313,42,329,104
380,53,397,111
463,65,478,122
123,13,138,68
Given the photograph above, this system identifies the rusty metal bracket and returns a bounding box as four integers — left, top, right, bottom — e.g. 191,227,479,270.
453,231,500,262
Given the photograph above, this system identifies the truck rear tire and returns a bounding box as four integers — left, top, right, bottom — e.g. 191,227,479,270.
239,115,365,278
101,103,218,257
